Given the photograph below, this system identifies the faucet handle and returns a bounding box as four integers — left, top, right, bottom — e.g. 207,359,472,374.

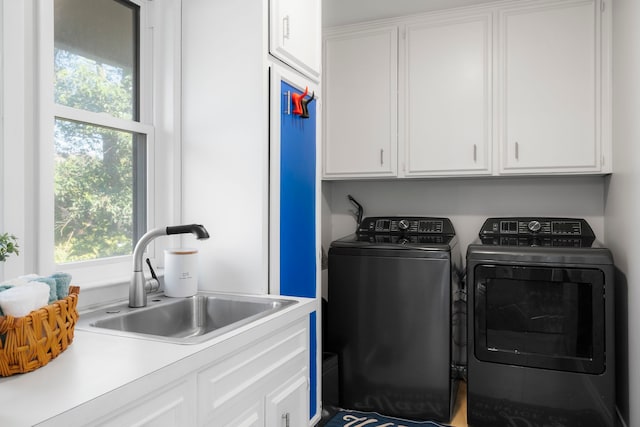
146,258,158,281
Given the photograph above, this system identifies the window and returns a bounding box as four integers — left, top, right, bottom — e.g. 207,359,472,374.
1,0,176,285
53,0,148,264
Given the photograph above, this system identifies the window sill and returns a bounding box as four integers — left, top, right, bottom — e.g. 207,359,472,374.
75,277,130,311
75,271,165,311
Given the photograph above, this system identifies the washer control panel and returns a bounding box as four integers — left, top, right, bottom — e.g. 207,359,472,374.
358,217,455,235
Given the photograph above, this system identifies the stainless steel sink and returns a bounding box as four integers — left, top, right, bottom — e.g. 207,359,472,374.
77,292,297,344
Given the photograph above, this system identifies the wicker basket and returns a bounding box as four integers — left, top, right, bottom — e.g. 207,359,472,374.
0,286,80,376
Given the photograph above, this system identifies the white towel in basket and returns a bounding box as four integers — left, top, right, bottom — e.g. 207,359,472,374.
0,282,50,317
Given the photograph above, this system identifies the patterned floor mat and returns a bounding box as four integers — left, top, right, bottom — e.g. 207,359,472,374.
324,410,450,427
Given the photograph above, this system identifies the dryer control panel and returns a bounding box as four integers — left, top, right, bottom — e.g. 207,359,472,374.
480,217,594,237
479,217,596,247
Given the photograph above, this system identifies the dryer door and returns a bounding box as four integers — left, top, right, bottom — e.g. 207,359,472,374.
473,264,605,374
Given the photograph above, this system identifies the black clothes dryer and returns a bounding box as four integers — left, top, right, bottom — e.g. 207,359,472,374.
466,217,615,427
327,217,465,423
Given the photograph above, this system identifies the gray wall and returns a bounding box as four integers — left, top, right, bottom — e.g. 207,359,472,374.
323,176,605,253
321,176,607,307
604,0,640,424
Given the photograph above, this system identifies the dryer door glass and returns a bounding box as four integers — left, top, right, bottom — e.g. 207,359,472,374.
474,264,605,374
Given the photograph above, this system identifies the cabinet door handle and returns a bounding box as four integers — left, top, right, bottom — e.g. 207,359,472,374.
473,144,477,162
515,141,519,160
283,15,290,40
380,149,384,166
282,413,290,427
284,91,291,115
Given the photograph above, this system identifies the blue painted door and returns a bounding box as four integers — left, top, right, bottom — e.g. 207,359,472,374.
279,80,317,419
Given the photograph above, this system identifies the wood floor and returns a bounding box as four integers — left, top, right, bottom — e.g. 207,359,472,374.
449,381,468,427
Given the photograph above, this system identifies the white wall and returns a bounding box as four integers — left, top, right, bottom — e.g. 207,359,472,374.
604,0,640,424
0,0,36,281
181,0,270,295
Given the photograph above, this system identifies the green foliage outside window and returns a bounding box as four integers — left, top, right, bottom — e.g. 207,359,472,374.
54,50,136,263
0,233,19,262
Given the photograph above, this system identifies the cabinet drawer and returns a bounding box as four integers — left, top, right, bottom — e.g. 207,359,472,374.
210,399,265,427
90,377,196,427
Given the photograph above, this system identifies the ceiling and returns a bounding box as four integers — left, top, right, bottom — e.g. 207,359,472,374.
323,0,498,27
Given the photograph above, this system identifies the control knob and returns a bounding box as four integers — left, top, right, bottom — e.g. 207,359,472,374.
398,219,410,230
528,220,541,233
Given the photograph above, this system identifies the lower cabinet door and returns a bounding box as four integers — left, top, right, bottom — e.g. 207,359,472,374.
214,399,265,427
265,373,309,427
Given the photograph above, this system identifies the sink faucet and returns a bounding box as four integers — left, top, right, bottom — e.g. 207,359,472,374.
130,224,210,307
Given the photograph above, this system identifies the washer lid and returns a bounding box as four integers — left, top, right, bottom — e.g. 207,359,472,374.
466,244,614,265
331,232,456,250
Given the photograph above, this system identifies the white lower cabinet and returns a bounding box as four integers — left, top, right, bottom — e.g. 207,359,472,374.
265,374,309,427
46,317,310,427
197,319,309,426
214,398,265,427
88,377,197,427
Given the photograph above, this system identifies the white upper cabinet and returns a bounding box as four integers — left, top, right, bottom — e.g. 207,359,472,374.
270,0,322,80
401,13,492,176
323,26,398,178
498,0,610,174
322,0,611,179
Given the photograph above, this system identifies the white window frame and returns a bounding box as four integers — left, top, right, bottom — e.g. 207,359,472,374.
1,0,34,281
0,0,182,288
40,0,156,286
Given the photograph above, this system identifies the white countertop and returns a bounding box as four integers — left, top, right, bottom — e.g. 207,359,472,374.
0,294,316,427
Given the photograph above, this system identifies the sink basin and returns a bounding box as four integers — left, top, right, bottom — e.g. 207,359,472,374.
77,292,297,344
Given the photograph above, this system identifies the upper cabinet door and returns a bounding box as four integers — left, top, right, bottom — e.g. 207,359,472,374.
323,26,398,178
270,0,321,80
401,13,492,177
499,0,609,174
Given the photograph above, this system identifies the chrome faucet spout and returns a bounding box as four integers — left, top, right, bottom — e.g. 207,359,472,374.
129,224,210,308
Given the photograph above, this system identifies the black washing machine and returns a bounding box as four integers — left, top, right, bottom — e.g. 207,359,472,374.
327,217,465,423
466,217,615,427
